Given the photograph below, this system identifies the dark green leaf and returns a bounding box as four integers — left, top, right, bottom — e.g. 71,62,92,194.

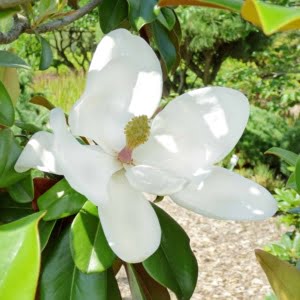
295,156,300,193
126,263,170,300
40,227,121,300
38,179,87,221
0,50,29,69
0,81,14,127
127,0,159,30
39,36,53,70
0,212,44,299
7,173,34,203
266,147,298,166
0,192,33,224
166,15,181,71
0,129,28,187
256,249,300,300
151,20,177,73
99,0,128,33
39,220,56,250
157,8,175,31
143,205,198,300
70,201,116,273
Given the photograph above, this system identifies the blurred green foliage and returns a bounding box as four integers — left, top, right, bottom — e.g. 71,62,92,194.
167,7,300,118
264,188,300,269
32,71,85,111
265,232,300,266
167,7,265,91
15,69,49,131
281,120,300,155
236,106,288,167
12,10,99,72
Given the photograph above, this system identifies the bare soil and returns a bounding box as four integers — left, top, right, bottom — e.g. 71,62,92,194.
117,197,285,300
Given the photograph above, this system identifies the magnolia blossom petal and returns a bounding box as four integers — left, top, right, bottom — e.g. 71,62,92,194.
99,171,161,263
48,108,121,205
15,131,63,174
125,165,187,196
69,29,162,152
171,166,278,221
133,87,249,178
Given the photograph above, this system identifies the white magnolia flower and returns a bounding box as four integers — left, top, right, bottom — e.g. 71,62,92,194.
15,29,277,263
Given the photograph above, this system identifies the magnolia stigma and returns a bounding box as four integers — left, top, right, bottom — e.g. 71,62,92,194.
118,115,150,164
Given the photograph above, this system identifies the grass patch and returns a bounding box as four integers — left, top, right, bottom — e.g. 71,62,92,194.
32,71,86,112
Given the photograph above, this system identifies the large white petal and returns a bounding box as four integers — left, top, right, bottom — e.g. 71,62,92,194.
171,166,278,221
15,131,63,175
133,87,249,178
99,171,161,263
125,165,187,196
69,29,162,152
50,108,121,205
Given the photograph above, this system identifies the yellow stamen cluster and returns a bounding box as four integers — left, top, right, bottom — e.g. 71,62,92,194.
124,115,150,149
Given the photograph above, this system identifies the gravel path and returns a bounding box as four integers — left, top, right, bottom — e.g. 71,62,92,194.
118,198,285,299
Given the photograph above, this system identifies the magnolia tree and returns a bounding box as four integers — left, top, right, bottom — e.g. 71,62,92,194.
0,0,300,299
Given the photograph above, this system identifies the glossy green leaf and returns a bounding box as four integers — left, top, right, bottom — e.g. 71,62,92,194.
266,147,298,166
38,179,87,221
70,201,115,273
158,0,242,13
167,15,181,71
0,129,28,187
0,212,44,300
126,264,170,300
99,0,128,33
41,227,121,300
256,249,300,300
0,81,14,127
7,173,34,203
0,51,29,69
295,156,300,193
241,0,300,35
39,220,56,250
127,0,159,30
0,192,33,224
151,20,177,73
143,205,198,300
39,36,53,70
157,7,176,30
